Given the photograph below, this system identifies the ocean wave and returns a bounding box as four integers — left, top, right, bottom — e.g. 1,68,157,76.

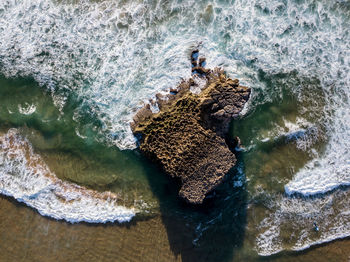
0,128,135,223
0,0,349,254
0,0,348,154
256,189,350,256
0,0,258,150
285,106,350,196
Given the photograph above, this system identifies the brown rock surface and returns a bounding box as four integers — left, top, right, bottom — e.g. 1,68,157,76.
131,54,251,204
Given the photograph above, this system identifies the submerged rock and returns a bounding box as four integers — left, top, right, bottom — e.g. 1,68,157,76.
131,52,251,204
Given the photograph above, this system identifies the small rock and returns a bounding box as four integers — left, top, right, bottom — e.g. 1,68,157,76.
199,57,206,67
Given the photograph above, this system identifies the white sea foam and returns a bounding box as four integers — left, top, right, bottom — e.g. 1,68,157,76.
256,189,350,256
259,117,320,151
0,0,348,151
0,129,135,223
0,0,257,150
18,102,37,115
285,106,350,196
0,0,349,253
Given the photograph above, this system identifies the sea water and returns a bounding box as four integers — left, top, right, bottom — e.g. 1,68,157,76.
0,0,349,259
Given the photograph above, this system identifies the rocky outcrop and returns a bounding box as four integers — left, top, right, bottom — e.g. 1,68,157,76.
131,51,251,204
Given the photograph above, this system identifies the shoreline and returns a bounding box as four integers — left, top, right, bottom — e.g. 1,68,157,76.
1,194,350,262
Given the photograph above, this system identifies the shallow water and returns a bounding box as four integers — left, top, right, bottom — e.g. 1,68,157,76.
0,0,350,260
2,193,350,262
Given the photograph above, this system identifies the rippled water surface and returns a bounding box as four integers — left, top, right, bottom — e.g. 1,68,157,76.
0,0,349,261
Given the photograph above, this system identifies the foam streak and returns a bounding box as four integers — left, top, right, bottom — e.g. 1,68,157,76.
0,129,135,223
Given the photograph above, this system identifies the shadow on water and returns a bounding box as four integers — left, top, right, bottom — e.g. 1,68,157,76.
140,69,327,261
0,66,330,262
0,74,248,261
140,149,248,262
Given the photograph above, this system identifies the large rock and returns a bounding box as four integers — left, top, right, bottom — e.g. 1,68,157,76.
131,55,251,204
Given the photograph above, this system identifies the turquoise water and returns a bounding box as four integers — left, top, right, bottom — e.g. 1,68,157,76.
0,0,350,260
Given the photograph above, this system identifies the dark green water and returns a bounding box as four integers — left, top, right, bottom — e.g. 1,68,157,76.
0,75,165,209
0,71,333,261
1,0,349,260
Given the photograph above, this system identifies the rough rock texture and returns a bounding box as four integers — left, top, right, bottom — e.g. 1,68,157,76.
131,54,251,204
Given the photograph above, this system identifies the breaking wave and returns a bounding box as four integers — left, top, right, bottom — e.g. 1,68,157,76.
0,128,135,223
256,189,350,256
0,0,349,253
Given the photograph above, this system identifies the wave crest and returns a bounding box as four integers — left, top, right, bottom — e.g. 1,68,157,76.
0,128,135,223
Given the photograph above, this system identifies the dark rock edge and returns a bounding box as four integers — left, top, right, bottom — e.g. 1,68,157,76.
131,52,251,204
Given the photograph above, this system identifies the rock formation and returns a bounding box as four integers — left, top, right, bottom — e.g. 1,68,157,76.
131,50,251,204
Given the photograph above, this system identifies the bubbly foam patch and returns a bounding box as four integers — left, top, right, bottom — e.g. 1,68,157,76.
256,190,350,256
0,129,135,223
0,0,258,150
258,117,321,151
285,106,350,196
0,0,350,254
0,0,348,151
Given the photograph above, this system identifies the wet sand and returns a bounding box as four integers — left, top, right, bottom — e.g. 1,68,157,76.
1,195,350,262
